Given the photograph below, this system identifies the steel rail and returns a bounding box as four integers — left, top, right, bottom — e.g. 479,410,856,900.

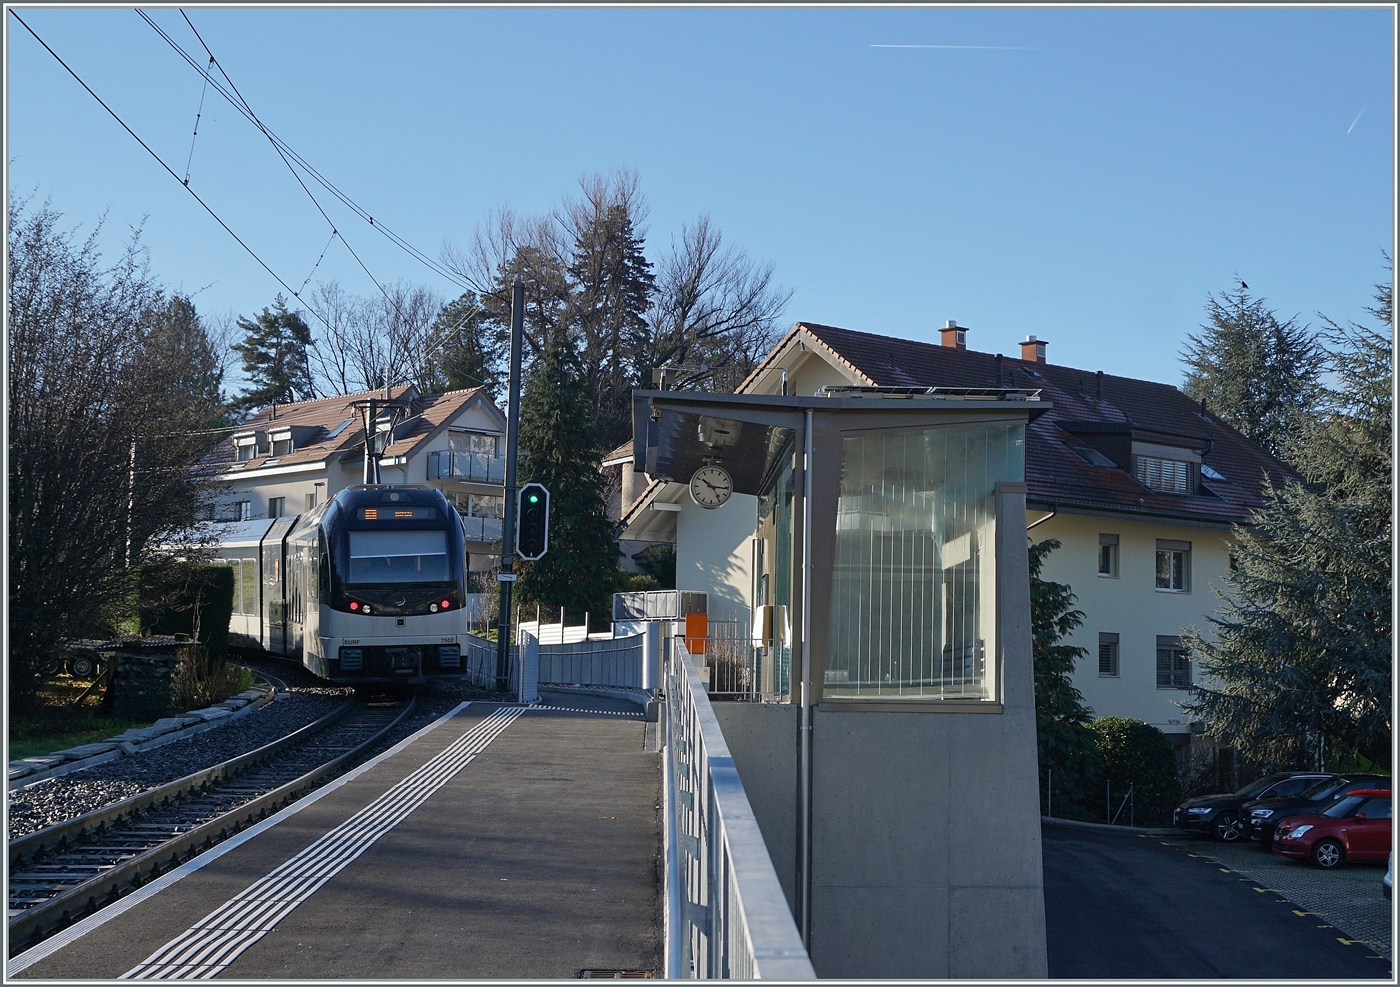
8,694,416,955
9,686,350,867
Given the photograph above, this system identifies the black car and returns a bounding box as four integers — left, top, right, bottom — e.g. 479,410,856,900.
1173,773,1334,842
1245,775,1392,847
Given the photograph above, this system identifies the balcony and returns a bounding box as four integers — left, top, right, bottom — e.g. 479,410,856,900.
459,514,504,544
427,450,505,484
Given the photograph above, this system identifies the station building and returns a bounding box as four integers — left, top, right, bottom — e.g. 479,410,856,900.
614,320,1296,751
202,384,507,574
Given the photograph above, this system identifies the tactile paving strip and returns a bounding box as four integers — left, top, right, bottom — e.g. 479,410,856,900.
122,706,525,980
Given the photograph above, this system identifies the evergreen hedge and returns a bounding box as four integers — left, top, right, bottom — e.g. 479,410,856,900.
1090,717,1182,827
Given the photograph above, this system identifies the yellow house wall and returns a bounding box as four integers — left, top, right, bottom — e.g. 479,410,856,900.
1028,511,1232,735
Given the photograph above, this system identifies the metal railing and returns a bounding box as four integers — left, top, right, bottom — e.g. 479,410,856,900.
426,450,506,484
692,619,790,703
613,590,708,622
665,643,815,979
458,515,504,543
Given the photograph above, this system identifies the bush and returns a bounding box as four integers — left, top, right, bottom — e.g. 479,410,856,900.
632,545,676,589
1090,717,1182,827
140,562,234,660
171,645,254,712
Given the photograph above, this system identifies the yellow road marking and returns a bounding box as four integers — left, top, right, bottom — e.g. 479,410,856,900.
1219,867,1232,873
1292,910,1313,917
1338,938,1368,946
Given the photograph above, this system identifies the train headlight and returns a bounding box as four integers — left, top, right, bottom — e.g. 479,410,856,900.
430,603,439,613
362,604,371,614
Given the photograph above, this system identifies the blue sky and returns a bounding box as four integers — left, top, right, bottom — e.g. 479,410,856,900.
6,6,1394,389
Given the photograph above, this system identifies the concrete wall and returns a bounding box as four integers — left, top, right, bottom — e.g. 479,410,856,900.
709,702,799,913
711,483,1046,979
675,493,757,622
1029,511,1231,736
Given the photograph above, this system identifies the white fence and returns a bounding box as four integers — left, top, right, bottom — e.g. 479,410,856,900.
461,629,646,691
665,644,815,979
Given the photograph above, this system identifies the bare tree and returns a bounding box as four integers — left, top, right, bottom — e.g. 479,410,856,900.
8,196,225,711
643,213,792,391
307,280,443,396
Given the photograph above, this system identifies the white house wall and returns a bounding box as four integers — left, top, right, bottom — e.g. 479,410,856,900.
1028,511,1229,735
675,493,758,622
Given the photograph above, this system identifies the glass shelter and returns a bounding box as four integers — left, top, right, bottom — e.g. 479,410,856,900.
633,386,1044,708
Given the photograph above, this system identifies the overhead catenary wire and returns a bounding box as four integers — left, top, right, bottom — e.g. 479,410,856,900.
7,9,334,333
138,9,475,295
175,9,408,322
182,53,214,185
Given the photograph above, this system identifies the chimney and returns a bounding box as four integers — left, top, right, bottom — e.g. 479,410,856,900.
1020,334,1047,363
939,319,967,350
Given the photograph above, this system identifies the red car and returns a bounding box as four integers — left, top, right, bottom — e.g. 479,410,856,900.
1272,790,1392,869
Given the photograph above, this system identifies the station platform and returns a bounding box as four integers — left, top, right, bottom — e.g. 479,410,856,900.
10,693,663,980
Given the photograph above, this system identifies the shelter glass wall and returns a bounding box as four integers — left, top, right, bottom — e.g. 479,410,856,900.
824,423,1024,700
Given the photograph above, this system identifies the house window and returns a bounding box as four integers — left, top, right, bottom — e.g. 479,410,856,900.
1156,635,1191,689
268,497,285,519
235,501,251,521
236,442,257,462
1136,456,1194,494
1098,632,1120,677
1155,539,1190,592
271,436,293,458
1098,533,1119,577
306,492,317,511
470,494,504,519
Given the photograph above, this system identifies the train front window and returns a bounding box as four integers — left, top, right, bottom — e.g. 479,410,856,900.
348,529,450,584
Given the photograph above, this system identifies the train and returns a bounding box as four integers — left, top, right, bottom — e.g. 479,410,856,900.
209,485,472,684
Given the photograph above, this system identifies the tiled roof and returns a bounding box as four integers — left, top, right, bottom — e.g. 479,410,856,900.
205,386,491,473
784,323,1298,526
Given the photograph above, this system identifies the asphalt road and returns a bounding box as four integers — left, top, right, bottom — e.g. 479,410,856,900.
1043,823,1391,979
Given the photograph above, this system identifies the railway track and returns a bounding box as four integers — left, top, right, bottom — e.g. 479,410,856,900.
8,688,416,956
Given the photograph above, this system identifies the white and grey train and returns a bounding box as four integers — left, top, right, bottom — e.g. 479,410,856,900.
209,485,471,684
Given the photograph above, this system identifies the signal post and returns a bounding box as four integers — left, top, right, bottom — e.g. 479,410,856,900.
495,279,526,693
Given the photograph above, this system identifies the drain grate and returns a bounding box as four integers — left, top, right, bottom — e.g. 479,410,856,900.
578,971,654,979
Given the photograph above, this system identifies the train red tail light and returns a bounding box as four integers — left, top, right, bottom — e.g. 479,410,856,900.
350,601,360,611
441,599,451,609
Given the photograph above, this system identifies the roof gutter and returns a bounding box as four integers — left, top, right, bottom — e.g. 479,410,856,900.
1026,504,1057,531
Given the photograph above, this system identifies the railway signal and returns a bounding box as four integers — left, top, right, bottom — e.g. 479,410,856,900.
516,483,550,561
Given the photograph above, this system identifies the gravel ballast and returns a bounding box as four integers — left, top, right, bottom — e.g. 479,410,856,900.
7,666,502,840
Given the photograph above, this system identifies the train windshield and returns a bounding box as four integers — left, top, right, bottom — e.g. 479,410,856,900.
348,529,450,584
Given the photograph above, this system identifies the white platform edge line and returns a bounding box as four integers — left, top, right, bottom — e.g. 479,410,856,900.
7,700,473,976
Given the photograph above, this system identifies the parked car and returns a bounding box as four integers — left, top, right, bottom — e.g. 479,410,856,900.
1174,773,1334,842
1385,852,1392,900
1272,790,1392,869
1245,775,1392,847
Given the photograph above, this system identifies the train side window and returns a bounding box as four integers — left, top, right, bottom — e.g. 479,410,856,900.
241,559,257,614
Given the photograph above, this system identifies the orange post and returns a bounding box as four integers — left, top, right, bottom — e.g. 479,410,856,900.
685,612,708,655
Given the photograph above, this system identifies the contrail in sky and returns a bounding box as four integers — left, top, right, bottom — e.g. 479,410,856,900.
870,44,1039,50
1346,107,1365,134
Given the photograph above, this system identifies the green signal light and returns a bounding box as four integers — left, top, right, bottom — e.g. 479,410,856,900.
528,494,540,504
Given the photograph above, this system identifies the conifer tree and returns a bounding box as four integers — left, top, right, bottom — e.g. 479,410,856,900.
1030,538,1103,819
231,295,316,414
1185,260,1392,769
513,317,620,628
1181,279,1324,461
566,188,656,450
423,291,504,397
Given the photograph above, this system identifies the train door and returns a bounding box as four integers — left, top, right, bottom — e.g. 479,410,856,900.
260,517,297,654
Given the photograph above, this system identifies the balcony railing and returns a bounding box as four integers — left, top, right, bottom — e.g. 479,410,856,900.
459,515,504,543
427,450,506,484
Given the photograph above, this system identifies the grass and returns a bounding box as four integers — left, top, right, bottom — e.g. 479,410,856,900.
9,658,257,763
8,676,154,762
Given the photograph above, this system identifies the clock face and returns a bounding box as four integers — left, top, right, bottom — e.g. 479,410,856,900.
689,465,734,509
